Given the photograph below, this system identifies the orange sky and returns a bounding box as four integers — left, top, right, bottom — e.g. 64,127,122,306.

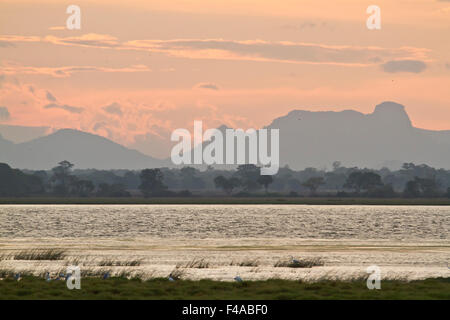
0,0,449,158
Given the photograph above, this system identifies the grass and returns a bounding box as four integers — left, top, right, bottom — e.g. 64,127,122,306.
1,197,450,205
274,257,324,268
98,259,142,267
169,266,186,281
181,258,210,269
230,259,260,267
0,276,448,300
10,249,66,261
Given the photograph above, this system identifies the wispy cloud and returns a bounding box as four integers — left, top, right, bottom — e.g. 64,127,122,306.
0,62,151,78
381,60,427,73
123,39,430,66
103,102,123,116
195,82,220,90
43,103,84,114
48,26,66,31
46,91,57,102
0,34,431,67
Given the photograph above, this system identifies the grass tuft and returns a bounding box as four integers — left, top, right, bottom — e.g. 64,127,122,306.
98,259,142,267
13,249,66,261
274,257,324,268
183,258,210,269
230,259,259,267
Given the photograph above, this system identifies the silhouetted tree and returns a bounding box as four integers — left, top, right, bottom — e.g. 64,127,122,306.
236,164,261,192
139,169,168,197
0,163,44,196
73,179,95,197
97,183,130,197
214,175,240,195
180,167,205,189
50,160,75,196
403,176,440,198
302,176,325,195
344,171,383,193
257,175,273,193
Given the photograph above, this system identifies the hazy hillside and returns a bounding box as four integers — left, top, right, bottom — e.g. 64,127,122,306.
0,129,167,170
266,101,450,170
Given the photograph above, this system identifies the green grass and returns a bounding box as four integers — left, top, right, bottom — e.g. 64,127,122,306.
0,277,448,300
1,197,450,205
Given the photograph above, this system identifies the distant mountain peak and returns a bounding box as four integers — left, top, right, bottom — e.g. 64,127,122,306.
371,101,412,127
0,127,168,170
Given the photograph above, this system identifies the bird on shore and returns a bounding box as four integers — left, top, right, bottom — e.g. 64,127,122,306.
65,272,72,281
168,276,175,282
45,272,51,282
14,273,21,281
290,255,300,264
234,275,243,282
102,272,110,280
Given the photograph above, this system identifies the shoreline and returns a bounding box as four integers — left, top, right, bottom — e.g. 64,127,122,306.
1,197,450,205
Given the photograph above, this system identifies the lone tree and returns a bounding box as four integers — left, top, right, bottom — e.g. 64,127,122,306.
214,175,240,196
257,175,274,193
302,176,325,195
50,160,75,196
139,169,167,197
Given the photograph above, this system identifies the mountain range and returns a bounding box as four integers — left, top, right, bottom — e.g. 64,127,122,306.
0,129,166,170
0,101,449,170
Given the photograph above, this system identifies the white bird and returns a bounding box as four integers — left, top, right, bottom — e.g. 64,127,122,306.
168,276,175,282
290,255,300,264
14,273,21,281
234,276,243,282
45,272,51,282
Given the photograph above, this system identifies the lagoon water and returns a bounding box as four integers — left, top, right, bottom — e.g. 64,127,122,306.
0,205,449,281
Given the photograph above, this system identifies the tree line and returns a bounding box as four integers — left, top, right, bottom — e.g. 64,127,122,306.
1,160,450,198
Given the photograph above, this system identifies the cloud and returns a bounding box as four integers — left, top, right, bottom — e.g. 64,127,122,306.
0,106,10,120
44,33,119,48
103,102,123,116
46,91,57,102
43,103,84,114
0,62,151,78
0,34,431,67
48,26,66,31
124,39,429,66
195,82,220,90
0,41,15,48
381,60,427,73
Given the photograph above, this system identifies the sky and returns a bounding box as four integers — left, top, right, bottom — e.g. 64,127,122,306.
0,0,449,158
